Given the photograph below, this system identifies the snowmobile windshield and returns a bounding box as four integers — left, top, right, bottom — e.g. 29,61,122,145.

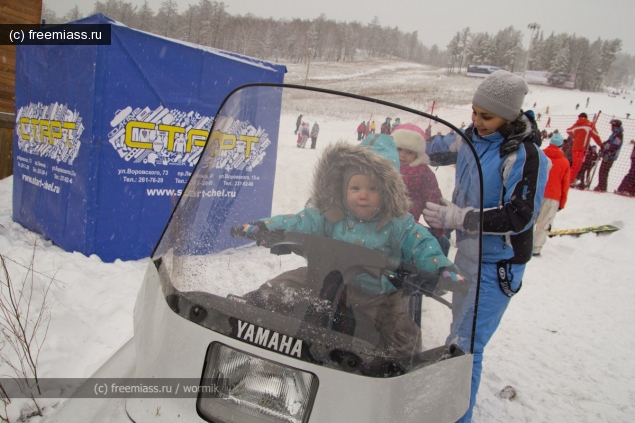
152,85,483,377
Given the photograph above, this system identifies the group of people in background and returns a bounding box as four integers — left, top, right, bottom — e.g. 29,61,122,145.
532,110,635,274
294,114,320,149
354,117,405,140
534,113,631,254
565,113,630,194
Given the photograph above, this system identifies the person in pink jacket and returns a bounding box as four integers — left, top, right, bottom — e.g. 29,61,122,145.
392,123,448,255
392,124,442,222
533,133,570,256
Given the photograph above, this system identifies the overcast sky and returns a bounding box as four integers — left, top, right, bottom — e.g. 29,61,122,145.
44,0,635,55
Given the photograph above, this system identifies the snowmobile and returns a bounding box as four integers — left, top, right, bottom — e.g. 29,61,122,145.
46,84,484,423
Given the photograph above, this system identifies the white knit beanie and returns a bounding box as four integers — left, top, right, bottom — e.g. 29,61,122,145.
391,123,430,167
472,70,528,122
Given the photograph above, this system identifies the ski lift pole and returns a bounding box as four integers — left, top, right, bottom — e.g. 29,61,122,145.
425,101,435,139
304,48,314,86
586,161,600,189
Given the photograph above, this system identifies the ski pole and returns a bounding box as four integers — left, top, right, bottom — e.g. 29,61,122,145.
583,110,602,190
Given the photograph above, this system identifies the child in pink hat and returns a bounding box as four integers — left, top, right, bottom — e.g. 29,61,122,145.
392,125,441,219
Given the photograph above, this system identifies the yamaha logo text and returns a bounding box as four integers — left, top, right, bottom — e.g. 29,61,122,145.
235,320,304,359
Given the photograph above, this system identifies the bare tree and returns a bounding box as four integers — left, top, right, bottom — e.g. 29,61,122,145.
234,14,258,56
577,39,604,91
600,39,622,75
62,5,82,22
466,32,492,65
569,35,590,80
117,1,137,27
550,38,571,73
210,2,227,48
136,0,155,32
606,53,635,88
446,32,461,73
157,0,179,37
490,26,522,70
458,27,471,73
41,5,61,24
0,248,54,419
92,0,120,17
365,17,381,57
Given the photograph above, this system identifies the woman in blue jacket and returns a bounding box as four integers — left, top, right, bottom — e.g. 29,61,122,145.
423,70,550,423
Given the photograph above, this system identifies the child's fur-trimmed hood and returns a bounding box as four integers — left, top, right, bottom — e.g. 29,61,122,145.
310,137,411,229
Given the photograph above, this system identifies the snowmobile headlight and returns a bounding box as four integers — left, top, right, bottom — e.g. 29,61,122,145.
197,343,318,423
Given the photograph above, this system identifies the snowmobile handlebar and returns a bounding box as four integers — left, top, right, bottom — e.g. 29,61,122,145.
230,224,287,247
388,262,469,301
231,222,470,298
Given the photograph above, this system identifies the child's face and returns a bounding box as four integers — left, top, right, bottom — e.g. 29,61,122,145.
397,147,417,166
346,174,381,220
472,105,509,136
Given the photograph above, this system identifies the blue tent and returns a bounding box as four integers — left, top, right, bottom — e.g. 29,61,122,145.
13,14,286,262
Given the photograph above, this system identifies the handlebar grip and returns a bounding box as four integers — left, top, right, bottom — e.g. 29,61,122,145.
231,225,283,247
436,276,470,296
409,268,470,296
231,225,255,240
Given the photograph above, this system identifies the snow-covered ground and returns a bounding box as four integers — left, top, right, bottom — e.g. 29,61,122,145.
1,58,634,422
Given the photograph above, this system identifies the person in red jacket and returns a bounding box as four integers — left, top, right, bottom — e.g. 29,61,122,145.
533,133,570,256
566,113,602,185
356,121,366,141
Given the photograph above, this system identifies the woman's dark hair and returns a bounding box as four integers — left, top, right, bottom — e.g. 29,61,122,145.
498,118,527,139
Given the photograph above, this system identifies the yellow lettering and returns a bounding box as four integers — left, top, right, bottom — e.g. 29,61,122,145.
49,121,63,144
30,119,39,142
158,124,185,152
39,119,51,144
62,121,76,148
208,130,223,157
220,133,237,151
19,117,30,141
238,135,259,158
120,124,257,158
19,115,77,149
125,121,154,149
187,129,208,152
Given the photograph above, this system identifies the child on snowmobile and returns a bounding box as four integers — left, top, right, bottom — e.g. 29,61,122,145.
236,134,462,358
